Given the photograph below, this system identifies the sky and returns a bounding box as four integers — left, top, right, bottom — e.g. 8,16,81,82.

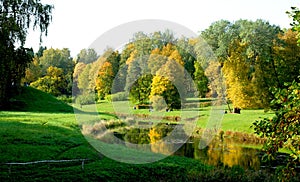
25,0,300,57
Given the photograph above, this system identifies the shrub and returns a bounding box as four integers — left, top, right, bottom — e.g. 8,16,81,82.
107,92,128,102
75,94,96,105
57,95,73,103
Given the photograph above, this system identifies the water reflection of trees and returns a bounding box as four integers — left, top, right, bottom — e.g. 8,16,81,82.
82,121,261,169
192,137,261,170
149,127,174,155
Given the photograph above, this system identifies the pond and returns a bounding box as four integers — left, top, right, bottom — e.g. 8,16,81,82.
82,122,288,169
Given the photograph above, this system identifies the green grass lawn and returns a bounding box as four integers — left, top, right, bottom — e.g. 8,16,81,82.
92,99,274,134
0,87,280,181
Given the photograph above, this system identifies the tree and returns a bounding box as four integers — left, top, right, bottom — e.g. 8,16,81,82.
73,62,87,95
273,29,300,85
77,48,98,64
77,64,92,94
252,8,300,180
23,56,42,84
202,19,281,109
253,81,300,180
95,62,114,100
194,61,208,97
0,0,53,108
129,74,152,104
287,7,300,45
150,58,184,109
103,48,120,77
30,66,66,96
39,48,74,74
200,20,233,63
38,48,74,95
223,41,258,109
148,43,185,110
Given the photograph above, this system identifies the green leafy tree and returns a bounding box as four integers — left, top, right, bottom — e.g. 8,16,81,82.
38,48,74,95
194,61,208,97
129,74,152,104
73,62,86,95
39,48,74,74
253,7,300,181
0,0,53,108
253,81,300,180
77,48,98,64
77,64,92,94
287,7,300,45
200,20,233,63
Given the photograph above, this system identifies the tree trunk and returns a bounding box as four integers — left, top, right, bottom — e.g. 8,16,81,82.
233,107,241,114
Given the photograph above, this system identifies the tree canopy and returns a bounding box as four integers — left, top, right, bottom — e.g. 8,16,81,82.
0,0,53,108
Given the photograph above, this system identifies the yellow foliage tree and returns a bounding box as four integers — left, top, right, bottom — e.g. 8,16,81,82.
95,62,113,100
223,41,258,109
30,66,65,96
149,44,185,110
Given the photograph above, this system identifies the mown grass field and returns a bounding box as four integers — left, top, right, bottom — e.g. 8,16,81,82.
91,99,274,134
0,87,283,181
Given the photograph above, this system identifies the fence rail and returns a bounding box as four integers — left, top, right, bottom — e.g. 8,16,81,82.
2,159,89,174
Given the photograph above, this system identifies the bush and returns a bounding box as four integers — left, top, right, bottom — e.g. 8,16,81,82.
75,94,96,105
106,92,128,102
57,95,73,103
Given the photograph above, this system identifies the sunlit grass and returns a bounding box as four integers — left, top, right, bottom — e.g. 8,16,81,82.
94,100,274,134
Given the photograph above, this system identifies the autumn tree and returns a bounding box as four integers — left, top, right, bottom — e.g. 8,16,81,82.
223,41,258,109
149,44,184,110
124,35,152,104
95,62,114,100
0,0,53,108
273,29,300,85
202,19,281,109
31,66,66,96
23,56,42,84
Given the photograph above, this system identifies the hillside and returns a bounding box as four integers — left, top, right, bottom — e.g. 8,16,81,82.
6,86,73,113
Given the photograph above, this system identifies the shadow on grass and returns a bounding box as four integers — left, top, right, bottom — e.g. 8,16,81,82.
0,120,99,163
3,87,73,113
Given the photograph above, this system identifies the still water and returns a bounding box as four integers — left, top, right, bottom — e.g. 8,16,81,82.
174,137,261,170
83,122,264,169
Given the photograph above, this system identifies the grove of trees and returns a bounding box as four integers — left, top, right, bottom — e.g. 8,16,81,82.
7,18,299,113
73,31,209,110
